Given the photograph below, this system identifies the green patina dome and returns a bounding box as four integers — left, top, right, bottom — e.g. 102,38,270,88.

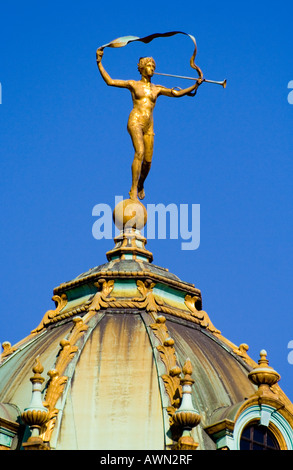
1,221,293,450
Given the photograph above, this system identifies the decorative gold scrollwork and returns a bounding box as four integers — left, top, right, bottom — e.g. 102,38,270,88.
31,294,68,334
150,315,182,420
0,341,17,361
40,316,88,443
184,294,221,334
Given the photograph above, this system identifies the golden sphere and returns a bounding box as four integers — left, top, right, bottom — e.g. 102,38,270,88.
113,198,147,231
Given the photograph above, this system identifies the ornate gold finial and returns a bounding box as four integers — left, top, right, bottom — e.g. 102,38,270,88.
182,358,193,381
21,357,49,450
113,198,147,231
106,199,153,262
31,356,45,382
172,358,201,450
248,349,281,395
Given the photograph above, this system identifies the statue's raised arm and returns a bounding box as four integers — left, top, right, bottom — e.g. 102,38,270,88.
96,48,134,89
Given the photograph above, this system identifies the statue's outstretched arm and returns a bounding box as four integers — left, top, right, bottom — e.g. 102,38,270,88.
158,79,203,98
96,48,132,89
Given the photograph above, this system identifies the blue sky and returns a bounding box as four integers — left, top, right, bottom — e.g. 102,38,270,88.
0,1,292,399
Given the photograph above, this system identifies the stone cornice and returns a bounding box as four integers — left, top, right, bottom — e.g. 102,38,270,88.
53,269,201,298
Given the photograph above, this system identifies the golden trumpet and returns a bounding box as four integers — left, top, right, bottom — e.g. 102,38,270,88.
203,78,227,88
153,72,227,88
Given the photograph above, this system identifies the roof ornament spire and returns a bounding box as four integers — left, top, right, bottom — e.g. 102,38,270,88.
172,358,201,450
106,198,153,263
96,32,225,264
21,357,49,450
248,349,281,397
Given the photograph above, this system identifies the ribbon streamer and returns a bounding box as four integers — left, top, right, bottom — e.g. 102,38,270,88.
98,31,203,80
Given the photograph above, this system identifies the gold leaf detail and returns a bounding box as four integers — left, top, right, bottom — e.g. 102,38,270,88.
184,295,221,334
182,358,193,377
87,279,115,313
40,317,88,443
233,343,249,358
150,316,182,416
31,294,68,334
0,341,17,360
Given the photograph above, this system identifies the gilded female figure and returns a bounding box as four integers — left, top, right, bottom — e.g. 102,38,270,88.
96,49,202,200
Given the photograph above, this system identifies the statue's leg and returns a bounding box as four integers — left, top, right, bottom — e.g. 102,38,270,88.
137,133,154,200
128,125,144,200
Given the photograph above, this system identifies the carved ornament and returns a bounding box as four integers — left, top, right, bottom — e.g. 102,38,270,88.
149,315,182,424
184,295,221,334
40,316,88,443
0,341,17,361
31,294,68,334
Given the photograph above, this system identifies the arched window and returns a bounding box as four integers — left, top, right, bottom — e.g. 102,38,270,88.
206,404,293,450
240,423,280,450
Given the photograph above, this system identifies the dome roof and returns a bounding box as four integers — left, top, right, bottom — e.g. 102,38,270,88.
1,225,293,450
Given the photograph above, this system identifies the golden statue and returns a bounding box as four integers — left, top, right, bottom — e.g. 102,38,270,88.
96,49,203,200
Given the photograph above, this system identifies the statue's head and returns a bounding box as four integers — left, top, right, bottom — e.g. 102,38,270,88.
137,57,156,76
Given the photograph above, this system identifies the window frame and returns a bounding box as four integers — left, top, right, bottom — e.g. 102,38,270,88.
233,404,293,450
239,420,280,450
